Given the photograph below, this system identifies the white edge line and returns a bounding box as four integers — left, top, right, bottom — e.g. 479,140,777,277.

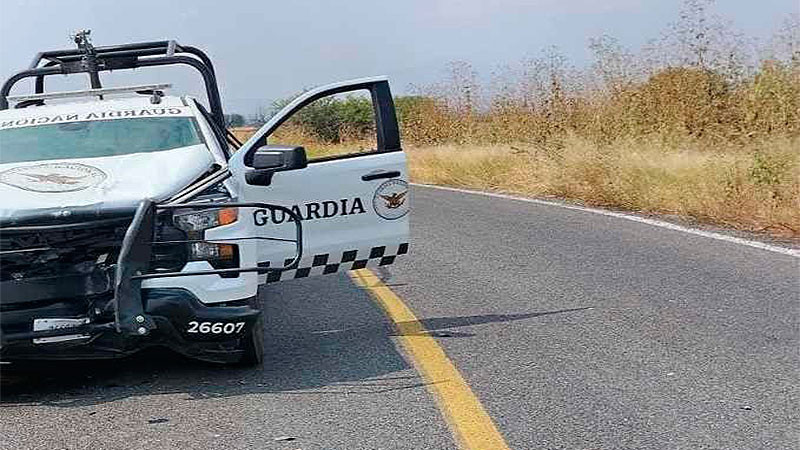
411,183,800,258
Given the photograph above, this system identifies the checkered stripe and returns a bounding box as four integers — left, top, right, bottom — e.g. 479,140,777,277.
260,243,409,283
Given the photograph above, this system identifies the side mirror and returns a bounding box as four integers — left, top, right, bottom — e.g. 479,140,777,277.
246,145,308,185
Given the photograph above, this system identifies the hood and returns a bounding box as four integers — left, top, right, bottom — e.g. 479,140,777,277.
0,144,215,224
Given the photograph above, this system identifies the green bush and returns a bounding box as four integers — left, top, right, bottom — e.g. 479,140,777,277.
275,95,374,143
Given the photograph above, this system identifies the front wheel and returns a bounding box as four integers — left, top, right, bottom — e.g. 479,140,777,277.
236,314,264,366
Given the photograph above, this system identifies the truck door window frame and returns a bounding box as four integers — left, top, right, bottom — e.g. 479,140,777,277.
243,78,400,167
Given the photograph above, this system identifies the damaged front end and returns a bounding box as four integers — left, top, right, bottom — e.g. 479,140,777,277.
0,200,302,363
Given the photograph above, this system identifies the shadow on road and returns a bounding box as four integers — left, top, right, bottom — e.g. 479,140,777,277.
313,308,593,338
0,274,586,408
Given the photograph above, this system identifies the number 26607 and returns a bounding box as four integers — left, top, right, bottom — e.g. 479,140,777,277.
187,321,245,334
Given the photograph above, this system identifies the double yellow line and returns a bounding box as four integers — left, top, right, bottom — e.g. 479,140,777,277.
350,269,511,450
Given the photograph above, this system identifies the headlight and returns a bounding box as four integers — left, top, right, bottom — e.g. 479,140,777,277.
188,242,239,274
173,207,238,232
189,242,236,261
171,207,239,276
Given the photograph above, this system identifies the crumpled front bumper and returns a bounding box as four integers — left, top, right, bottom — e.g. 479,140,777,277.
0,288,261,363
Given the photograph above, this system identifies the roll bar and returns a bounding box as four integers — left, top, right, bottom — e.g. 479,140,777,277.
0,32,226,129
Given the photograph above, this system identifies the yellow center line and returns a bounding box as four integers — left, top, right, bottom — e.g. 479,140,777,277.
350,269,511,450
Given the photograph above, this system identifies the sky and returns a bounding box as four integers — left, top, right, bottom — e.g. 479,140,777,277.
0,0,796,115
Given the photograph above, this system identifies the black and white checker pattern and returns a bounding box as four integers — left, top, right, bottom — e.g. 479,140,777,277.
260,242,409,283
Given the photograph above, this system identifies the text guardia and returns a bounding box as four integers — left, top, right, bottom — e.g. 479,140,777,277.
253,198,366,226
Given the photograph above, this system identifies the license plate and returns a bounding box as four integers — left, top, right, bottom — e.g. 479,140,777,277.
32,318,90,344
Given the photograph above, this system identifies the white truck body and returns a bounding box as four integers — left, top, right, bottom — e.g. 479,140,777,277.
0,49,409,364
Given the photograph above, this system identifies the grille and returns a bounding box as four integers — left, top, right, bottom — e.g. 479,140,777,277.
1,221,128,282
0,217,187,282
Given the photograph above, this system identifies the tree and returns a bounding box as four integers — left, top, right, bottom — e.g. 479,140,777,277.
224,113,245,128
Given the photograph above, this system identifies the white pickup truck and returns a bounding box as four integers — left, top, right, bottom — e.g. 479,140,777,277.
0,35,409,365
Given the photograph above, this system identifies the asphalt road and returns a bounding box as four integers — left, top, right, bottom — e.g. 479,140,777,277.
2,186,798,449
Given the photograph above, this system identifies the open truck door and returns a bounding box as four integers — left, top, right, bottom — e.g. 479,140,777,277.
228,77,410,283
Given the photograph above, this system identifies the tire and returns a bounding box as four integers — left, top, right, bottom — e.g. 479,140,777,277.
237,314,264,366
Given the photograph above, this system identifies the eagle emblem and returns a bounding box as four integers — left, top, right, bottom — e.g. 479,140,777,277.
21,173,88,185
379,191,407,209
0,163,106,193
373,179,410,220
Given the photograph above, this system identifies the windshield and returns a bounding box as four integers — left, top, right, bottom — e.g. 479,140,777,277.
0,117,204,164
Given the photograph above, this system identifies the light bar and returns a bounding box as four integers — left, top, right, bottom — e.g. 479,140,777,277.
7,83,172,103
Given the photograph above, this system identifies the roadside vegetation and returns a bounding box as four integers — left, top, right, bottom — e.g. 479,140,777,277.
234,1,799,236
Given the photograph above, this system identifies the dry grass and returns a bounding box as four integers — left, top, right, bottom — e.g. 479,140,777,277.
408,136,800,235
397,60,800,236
399,64,800,148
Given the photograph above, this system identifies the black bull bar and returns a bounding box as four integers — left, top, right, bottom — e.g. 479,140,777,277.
0,199,303,344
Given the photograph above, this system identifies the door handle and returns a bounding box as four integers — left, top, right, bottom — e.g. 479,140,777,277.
361,170,401,181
